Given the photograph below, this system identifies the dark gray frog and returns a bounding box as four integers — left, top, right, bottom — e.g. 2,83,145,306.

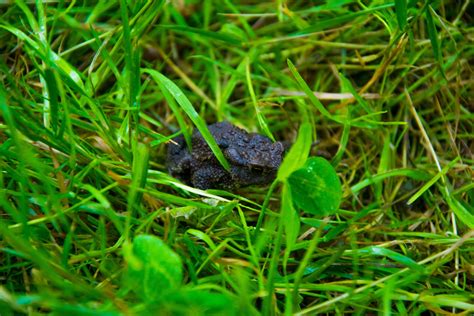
167,121,284,190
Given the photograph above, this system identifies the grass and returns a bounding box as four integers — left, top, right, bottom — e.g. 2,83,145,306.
1,0,473,315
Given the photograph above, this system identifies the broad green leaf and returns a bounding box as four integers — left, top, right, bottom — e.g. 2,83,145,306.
126,235,183,301
277,122,312,181
288,157,342,216
142,68,230,172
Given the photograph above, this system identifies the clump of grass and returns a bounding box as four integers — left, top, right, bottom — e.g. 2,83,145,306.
1,1,473,315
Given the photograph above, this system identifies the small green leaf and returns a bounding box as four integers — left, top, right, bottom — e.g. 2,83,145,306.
288,157,342,216
126,235,183,301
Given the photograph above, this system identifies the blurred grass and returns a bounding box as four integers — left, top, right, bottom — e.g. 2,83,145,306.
1,0,473,315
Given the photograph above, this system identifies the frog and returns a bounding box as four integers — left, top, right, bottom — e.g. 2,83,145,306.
166,121,284,190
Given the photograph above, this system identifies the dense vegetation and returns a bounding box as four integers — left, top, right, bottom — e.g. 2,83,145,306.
1,1,473,315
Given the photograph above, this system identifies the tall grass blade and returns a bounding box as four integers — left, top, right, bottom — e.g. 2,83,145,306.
143,68,230,171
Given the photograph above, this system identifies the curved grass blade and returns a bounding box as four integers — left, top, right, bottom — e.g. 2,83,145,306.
350,168,431,194
444,192,474,230
0,24,84,90
287,59,341,123
143,68,230,171
159,84,192,149
356,246,424,272
425,5,446,79
158,25,242,46
281,182,300,270
245,58,275,141
290,4,394,36
339,72,371,114
127,143,149,218
407,157,459,205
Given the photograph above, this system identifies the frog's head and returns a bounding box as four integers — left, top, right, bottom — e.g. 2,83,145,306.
225,136,284,174
247,141,284,172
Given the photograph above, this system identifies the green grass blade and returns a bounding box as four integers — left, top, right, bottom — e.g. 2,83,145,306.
120,0,140,114
339,72,372,114
277,122,312,181
287,59,340,123
425,5,446,79
407,157,459,205
143,68,230,171
351,169,431,194
245,57,275,141
281,182,299,270
158,25,242,46
126,143,150,238
331,121,350,166
43,68,60,132
1,1,472,314
355,246,424,272
394,0,408,30
158,86,192,148
444,193,474,230
290,4,394,36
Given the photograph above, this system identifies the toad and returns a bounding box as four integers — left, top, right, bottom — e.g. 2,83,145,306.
167,121,284,190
